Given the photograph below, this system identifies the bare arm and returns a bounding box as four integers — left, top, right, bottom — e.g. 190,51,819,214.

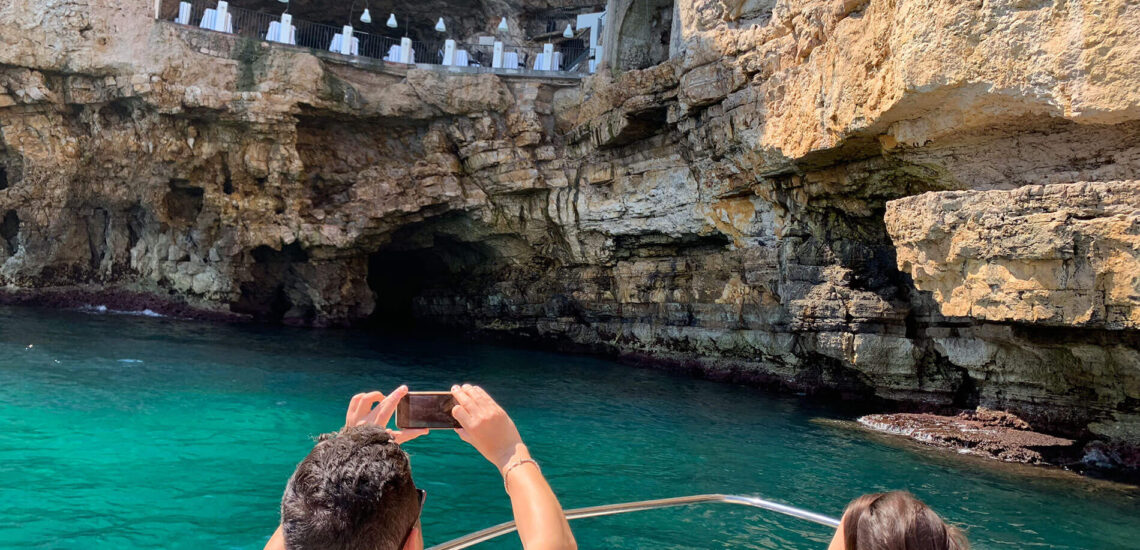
498,442,576,550
827,518,846,550
264,525,285,550
452,385,576,550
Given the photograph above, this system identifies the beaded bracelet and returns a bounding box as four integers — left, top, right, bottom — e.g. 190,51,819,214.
502,458,540,493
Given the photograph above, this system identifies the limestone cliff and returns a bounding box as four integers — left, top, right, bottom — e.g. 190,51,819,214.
2,0,1139,470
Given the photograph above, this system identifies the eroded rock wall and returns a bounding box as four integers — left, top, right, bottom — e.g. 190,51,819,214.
884,182,1140,464
2,0,1139,468
0,1,569,324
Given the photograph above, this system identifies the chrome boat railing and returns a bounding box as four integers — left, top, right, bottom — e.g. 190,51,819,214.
427,493,840,550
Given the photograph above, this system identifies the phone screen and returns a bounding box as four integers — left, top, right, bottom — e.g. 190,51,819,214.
396,392,461,429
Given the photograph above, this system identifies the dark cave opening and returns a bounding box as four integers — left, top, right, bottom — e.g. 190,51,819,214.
366,248,450,328
1,210,19,255
0,166,7,190
98,99,134,126
232,243,311,323
616,0,674,71
222,159,235,195
165,179,204,225
366,234,505,330
87,208,109,273
126,205,147,250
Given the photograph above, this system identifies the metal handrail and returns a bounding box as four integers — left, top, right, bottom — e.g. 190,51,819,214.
427,493,840,550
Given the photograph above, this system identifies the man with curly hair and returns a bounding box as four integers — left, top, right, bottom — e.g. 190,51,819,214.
264,385,576,550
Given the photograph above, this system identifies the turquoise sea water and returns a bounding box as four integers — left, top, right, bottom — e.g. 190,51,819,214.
0,306,1137,549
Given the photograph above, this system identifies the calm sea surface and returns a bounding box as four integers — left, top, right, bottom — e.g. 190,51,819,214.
0,306,1136,549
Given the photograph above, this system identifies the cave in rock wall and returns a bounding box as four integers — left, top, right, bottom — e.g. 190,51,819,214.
364,211,551,330
367,218,513,328
612,0,675,70
1,210,18,257
368,246,451,326
232,242,311,322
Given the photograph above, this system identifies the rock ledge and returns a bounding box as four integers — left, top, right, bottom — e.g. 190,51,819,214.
860,408,1076,465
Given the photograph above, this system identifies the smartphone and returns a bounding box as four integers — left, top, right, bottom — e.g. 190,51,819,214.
396,391,461,429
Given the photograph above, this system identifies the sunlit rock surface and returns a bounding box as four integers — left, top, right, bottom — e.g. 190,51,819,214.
887,182,1140,330
2,0,1140,469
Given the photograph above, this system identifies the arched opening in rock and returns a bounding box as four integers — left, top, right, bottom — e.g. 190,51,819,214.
98,99,134,126
615,0,674,71
164,179,204,226
0,158,19,191
222,162,235,195
126,205,147,251
232,243,312,323
366,216,534,330
367,238,497,328
1,210,19,256
87,207,110,274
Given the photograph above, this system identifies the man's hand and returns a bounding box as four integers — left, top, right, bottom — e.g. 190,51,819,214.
450,384,525,472
344,385,428,444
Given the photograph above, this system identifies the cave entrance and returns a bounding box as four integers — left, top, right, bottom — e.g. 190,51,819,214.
615,0,674,71
366,234,502,329
164,179,204,226
1,210,19,256
232,242,312,323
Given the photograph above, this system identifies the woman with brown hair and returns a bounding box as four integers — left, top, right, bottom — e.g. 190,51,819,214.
826,491,969,550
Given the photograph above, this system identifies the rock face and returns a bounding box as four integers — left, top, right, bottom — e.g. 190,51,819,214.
887,182,1140,330
2,0,1140,470
885,182,1140,471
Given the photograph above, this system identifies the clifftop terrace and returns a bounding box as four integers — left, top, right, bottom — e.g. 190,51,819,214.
156,0,603,77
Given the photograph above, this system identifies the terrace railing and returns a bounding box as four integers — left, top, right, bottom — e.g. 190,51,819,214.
156,0,595,74
442,42,591,72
